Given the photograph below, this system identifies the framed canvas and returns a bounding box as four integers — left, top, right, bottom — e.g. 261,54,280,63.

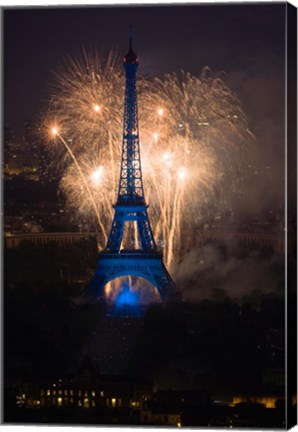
2,1,297,429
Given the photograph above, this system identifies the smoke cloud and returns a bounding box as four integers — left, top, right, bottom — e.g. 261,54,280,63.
173,240,284,301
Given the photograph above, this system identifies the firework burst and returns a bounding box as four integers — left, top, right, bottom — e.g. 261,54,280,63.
46,49,253,272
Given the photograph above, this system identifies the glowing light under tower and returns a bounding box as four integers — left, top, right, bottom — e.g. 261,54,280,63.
116,284,139,307
93,104,101,112
112,283,142,316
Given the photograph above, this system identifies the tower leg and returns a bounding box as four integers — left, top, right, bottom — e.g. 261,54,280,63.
85,274,108,302
106,218,125,252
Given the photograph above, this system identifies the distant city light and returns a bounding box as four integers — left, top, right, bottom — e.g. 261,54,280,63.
52,127,58,136
157,108,164,116
153,132,159,141
93,104,101,112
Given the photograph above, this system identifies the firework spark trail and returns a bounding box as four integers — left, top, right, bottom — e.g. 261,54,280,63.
47,50,254,272
53,130,107,246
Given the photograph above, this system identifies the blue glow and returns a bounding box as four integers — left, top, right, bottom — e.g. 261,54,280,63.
116,283,139,307
113,283,141,316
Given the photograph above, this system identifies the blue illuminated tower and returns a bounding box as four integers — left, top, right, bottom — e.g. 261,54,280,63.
86,31,176,302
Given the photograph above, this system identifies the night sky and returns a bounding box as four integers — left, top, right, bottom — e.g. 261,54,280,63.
4,3,287,208
4,4,285,125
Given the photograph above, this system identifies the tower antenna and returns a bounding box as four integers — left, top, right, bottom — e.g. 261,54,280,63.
128,25,133,50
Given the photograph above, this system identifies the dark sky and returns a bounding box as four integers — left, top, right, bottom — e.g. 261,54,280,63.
4,3,288,210
4,3,285,128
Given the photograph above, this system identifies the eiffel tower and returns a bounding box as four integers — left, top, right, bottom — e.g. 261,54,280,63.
86,31,176,303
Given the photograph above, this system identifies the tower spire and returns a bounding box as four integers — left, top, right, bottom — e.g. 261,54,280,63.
124,25,138,65
129,24,133,50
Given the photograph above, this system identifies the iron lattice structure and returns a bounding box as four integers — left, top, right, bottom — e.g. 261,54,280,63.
86,34,176,302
